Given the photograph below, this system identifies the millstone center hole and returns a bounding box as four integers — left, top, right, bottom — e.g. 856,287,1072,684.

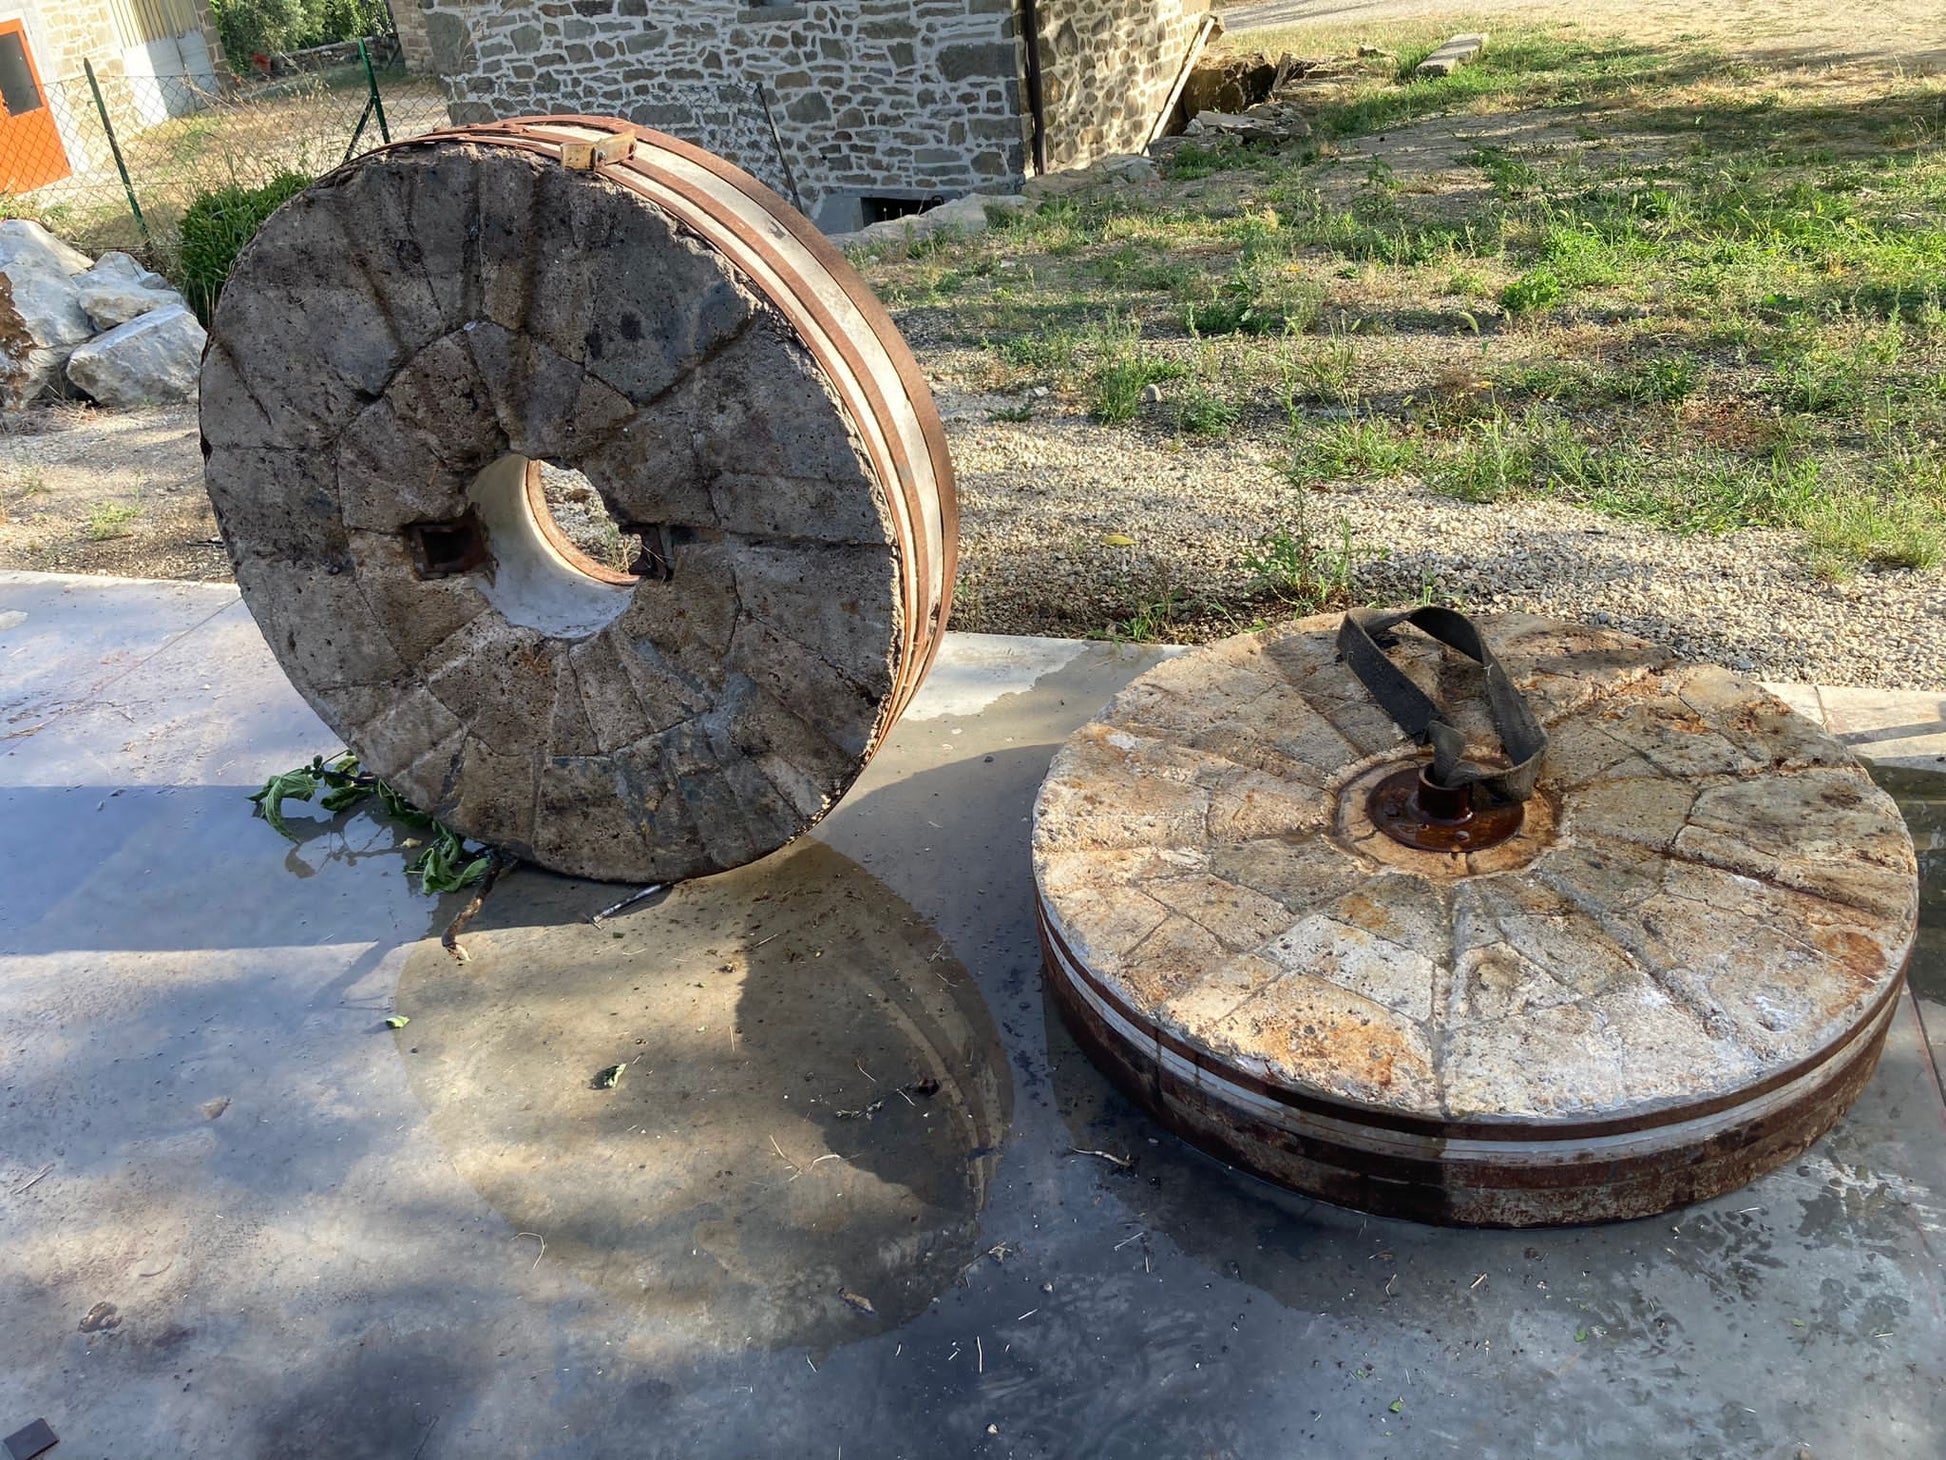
528,460,680,585
532,462,639,582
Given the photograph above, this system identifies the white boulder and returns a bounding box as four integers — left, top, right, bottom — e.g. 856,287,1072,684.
830,193,1033,250
0,219,94,410
65,302,207,408
75,251,183,330
0,218,92,277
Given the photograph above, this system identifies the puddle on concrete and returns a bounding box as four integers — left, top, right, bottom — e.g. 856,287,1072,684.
394,839,1011,1353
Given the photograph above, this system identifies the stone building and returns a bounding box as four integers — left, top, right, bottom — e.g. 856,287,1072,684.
0,0,225,193
393,0,1214,233
8,0,224,89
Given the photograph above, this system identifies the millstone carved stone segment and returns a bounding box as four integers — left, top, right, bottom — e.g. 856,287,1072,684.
201,118,954,883
1033,613,1919,1226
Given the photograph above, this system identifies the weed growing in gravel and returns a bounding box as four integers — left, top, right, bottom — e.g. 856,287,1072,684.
1088,318,1189,423
1430,412,1535,502
85,502,142,541
1289,416,1423,482
992,324,1083,384
1183,256,1325,338
1287,331,1360,408
1093,587,1197,643
1176,390,1240,438
1237,495,1371,612
1799,493,1944,578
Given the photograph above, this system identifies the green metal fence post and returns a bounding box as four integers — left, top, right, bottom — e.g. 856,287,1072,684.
82,58,150,245
359,39,392,145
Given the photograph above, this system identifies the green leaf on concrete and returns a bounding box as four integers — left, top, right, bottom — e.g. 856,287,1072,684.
384,1015,410,1029
594,1063,627,1090
253,751,500,895
248,762,326,839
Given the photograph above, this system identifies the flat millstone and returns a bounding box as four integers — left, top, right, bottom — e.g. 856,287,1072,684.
1033,614,1919,1224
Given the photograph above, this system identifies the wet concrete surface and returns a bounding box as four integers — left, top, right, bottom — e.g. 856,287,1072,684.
2,573,1943,1458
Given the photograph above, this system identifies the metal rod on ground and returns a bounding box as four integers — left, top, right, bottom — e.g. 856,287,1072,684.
358,38,392,144
752,82,806,216
592,883,664,925
83,59,149,246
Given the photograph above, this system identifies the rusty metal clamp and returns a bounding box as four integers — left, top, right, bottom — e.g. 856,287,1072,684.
1337,607,1549,852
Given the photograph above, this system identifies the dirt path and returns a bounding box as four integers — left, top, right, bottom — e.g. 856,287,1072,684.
1219,0,1946,73
0,403,222,581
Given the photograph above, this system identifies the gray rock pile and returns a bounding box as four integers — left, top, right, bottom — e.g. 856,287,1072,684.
0,220,205,412
1150,50,1343,159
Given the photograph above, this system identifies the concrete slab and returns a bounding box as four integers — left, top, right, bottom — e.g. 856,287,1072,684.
1817,684,1946,772
2,572,1943,1459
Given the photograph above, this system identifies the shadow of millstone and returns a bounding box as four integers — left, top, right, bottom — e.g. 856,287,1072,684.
394,839,1012,1353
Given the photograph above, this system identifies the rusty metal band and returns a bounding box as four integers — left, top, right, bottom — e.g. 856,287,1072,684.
632,124,961,702
1035,892,1907,1148
1046,948,1894,1224
365,118,951,748
516,115,950,729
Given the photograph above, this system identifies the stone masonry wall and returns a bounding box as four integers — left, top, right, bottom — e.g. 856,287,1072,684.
1035,0,1209,171
392,0,434,74
23,0,125,81
409,0,1032,221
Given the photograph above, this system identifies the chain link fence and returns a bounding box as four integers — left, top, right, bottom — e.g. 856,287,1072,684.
1,37,450,271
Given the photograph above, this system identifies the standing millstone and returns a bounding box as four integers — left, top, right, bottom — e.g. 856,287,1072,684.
202,119,955,883
1034,613,1918,1226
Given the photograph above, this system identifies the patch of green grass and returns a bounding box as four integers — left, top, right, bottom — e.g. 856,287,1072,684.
1800,493,1945,578
992,324,1082,381
1466,146,1544,198
1286,331,1360,408
1431,412,1535,501
84,502,142,541
1176,389,1240,437
1289,416,1423,482
1088,318,1190,423
1161,137,1274,180
1309,32,1671,144
1182,255,1325,337
1763,328,1904,414
178,170,312,323
1619,357,1700,404
1236,497,1373,612
1090,243,1200,294
1500,267,1565,316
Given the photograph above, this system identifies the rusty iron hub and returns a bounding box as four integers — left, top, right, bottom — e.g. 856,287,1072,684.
1367,763,1524,853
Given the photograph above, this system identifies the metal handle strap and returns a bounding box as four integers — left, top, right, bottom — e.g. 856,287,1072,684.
1335,607,1548,803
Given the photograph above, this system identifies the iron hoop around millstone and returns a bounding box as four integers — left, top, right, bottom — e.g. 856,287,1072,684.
1032,614,1918,1226
201,118,955,883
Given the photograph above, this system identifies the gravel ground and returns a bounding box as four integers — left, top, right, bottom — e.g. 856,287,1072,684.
934,386,1946,691
2,387,1939,692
